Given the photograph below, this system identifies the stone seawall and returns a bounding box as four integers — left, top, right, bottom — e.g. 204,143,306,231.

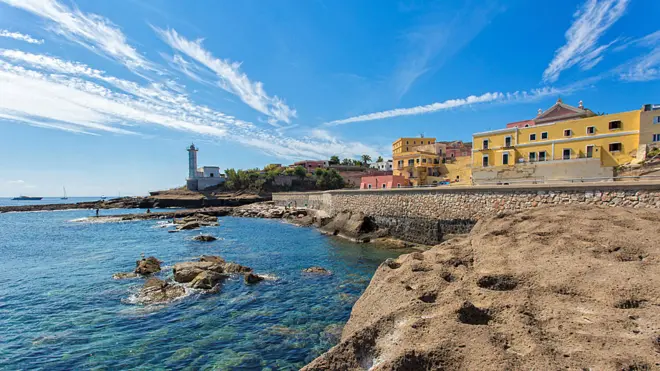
273,182,660,244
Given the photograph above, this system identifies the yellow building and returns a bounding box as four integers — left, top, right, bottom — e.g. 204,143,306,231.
471,100,660,183
392,137,445,186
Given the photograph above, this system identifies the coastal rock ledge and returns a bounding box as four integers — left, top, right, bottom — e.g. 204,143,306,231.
303,205,660,371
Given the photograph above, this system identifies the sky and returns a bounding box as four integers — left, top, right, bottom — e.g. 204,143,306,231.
0,0,659,196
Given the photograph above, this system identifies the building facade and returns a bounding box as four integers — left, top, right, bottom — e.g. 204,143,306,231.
471,100,660,183
371,159,393,171
292,160,329,173
360,175,410,189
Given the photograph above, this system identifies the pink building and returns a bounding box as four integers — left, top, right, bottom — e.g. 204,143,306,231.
360,175,409,189
443,141,473,158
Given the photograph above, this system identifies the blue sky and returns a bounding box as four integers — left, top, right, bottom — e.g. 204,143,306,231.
0,0,658,196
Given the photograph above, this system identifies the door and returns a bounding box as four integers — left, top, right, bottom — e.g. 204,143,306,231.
502,152,509,165
586,145,594,158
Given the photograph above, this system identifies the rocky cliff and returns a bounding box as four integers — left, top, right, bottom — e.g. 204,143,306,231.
303,205,660,370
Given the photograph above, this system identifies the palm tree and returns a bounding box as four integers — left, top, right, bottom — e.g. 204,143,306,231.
361,154,372,166
376,156,384,163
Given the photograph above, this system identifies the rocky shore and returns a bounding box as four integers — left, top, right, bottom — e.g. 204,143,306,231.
303,205,660,370
231,202,419,248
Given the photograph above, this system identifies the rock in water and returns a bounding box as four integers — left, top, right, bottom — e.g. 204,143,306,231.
244,273,264,284
199,255,225,264
112,272,138,280
172,261,215,283
190,271,226,290
136,278,185,305
302,266,331,274
178,221,200,230
134,256,161,275
223,262,252,274
192,234,217,242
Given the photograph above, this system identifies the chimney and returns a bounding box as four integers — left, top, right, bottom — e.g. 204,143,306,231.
557,97,563,104
578,100,584,109
537,108,543,116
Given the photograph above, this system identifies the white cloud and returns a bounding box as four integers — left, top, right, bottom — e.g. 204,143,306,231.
613,30,660,82
542,0,629,83
0,29,44,44
7,180,25,184
154,27,296,125
0,0,152,71
324,87,574,126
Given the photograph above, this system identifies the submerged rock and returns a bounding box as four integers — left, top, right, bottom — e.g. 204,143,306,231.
244,273,264,284
302,266,331,275
190,271,226,290
134,256,161,275
112,272,138,280
136,278,186,305
192,234,217,242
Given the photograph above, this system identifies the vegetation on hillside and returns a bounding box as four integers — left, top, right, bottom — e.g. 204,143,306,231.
222,165,344,192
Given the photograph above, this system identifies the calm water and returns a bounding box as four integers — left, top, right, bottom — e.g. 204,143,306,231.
0,197,109,207
0,209,401,370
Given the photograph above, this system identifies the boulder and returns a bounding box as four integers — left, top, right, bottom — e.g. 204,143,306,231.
244,273,264,284
134,256,161,275
190,271,226,290
136,278,186,305
192,234,217,242
200,255,225,264
302,266,331,275
223,262,253,274
113,272,138,280
178,221,200,230
167,230,180,233
172,261,215,283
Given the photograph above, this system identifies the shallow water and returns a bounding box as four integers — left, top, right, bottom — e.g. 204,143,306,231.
0,209,401,370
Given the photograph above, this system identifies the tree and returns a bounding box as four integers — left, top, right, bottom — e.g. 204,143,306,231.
341,158,351,165
293,166,307,179
361,154,372,165
376,156,384,163
316,168,345,190
329,155,340,165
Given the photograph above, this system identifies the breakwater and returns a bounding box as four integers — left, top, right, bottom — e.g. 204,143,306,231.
273,181,660,244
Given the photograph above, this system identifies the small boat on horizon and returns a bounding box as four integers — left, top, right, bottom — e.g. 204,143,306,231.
61,186,68,200
12,196,43,201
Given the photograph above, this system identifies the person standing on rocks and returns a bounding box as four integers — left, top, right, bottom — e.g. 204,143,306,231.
95,208,99,217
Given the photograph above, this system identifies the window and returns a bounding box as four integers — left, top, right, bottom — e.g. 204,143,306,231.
482,139,489,149
504,136,512,147
367,184,372,189
653,134,660,142
422,158,427,163
529,133,537,141
609,143,622,152
529,152,537,162
564,129,572,137
210,173,214,177
413,141,416,144
609,120,622,130
538,151,546,162
397,184,401,188
586,126,595,134
654,116,660,124
502,152,509,165
406,141,409,144
586,145,594,158
416,158,420,164
563,149,571,160
541,132,548,140
482,155,489,167
382,184,387,189
408,159,414,166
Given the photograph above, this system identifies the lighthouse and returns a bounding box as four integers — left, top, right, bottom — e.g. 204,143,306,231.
187,144,198,179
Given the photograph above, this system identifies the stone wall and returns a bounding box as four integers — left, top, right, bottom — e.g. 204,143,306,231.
471,158,614,185
273,182,660,244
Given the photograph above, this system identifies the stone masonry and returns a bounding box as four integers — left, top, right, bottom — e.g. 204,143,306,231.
273,182,660,244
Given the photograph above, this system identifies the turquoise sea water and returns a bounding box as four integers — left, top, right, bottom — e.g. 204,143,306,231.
0,209,401,370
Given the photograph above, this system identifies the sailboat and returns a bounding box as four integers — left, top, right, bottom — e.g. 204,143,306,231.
61,186,68,200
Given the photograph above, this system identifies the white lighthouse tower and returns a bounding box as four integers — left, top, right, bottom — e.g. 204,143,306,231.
187,143,198,179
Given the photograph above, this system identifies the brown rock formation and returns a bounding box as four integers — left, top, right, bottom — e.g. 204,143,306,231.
304,205,660,370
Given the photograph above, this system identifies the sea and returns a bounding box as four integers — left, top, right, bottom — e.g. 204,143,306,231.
0,204,402,370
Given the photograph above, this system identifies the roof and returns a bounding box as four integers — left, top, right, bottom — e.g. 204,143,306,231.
534,99,595,124
505,119,536,128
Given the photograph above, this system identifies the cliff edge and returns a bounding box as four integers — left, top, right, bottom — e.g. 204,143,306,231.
303,205,660,370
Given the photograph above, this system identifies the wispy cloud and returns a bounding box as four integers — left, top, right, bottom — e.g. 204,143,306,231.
392,3,502,99
324,87,572,126
0,0,152,71
154,27,296,125
7,179,25,184
542,0,629,83
618,31,660,82
0,29,44,44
